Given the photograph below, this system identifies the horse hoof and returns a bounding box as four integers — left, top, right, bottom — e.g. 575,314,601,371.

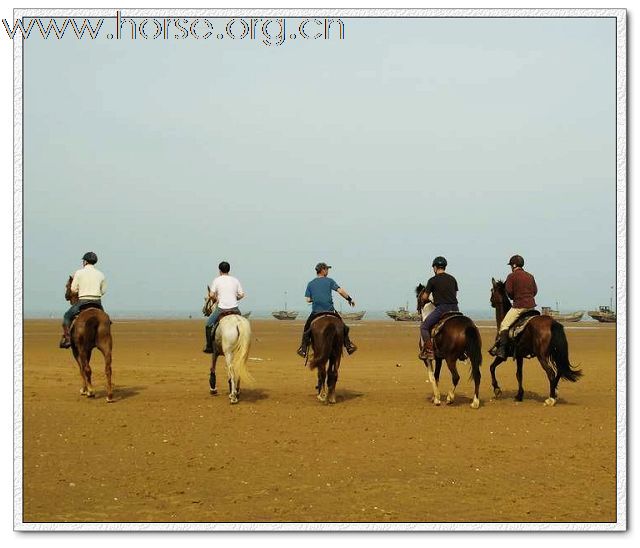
470,398,480,409
210,388,218,396
433,399,441,406
317,394,327,403
544,398,556,407
446,394,455,405
328,397,336,404
87,392,95,399
493,388,502,398
106,396,115,403
229,396,238,404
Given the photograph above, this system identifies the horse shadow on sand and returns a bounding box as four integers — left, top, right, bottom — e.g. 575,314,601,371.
107,385,145,402
233,387,269,403
489,389,573,406
329,389,365,403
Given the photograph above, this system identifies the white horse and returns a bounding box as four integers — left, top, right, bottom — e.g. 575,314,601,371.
213,314,253,404
203,288,253,404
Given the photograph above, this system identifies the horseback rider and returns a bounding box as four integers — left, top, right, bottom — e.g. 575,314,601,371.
418,256,460,360
203,261,245,354
489,254,538,359
59,252,106,349
296,262,358,358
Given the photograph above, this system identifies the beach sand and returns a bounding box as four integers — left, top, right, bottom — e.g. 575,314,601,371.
21,319,617,524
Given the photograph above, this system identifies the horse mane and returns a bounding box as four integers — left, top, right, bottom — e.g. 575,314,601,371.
415,283,426,295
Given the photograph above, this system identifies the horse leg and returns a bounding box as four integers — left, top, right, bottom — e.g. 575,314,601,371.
79,348,95,398
225,352,238,404
470,359,481,410
425,358,442,406
317,362,328,403
489,356,506,398
327,358,339,404
446,358,460,405
538,355,558,407
515,356,524,402
209,354,218,395
72,347,89,396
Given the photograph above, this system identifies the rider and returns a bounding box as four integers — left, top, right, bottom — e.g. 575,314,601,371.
60,251,107,349
489,254,538,359
418,256,459,360
296,262,358,358
203,261,245,354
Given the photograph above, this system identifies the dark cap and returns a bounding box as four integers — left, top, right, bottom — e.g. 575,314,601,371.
315,262,332,273
508,255,525,268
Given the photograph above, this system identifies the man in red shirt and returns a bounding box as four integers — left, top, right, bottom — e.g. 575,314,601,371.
489,254,538,359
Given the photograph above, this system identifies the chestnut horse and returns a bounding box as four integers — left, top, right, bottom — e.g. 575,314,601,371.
307,314,344,404
416,284,482,409
489,278,582,406
64,276,114,402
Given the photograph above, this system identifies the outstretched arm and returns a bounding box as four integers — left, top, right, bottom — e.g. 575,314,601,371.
337,287,355,307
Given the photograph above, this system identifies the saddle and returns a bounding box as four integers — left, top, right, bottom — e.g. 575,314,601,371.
508,310,540,339
218,309,241,321
70,302,106,332
430,311,464,339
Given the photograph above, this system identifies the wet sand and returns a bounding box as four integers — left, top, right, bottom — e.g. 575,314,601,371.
21,319,617,524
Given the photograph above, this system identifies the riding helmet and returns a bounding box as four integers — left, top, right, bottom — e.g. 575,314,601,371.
432,256,447,268
508,254,524,268
82,251,98,264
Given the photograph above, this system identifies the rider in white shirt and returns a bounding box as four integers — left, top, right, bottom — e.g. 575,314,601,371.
203,261,245,353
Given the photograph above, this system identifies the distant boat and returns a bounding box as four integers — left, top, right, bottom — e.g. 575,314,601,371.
339,311,366,321
387,306,421,322
588,305,616,323
272,310,298,320
541,307,584,323
242,311,252,318
272,291,298,320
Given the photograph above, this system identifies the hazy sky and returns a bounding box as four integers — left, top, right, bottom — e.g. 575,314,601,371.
23,16,616,316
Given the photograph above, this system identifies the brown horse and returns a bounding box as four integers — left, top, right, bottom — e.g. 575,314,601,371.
489,278,582,406
308,314,344,404
64,276,114,402
416,284,482,408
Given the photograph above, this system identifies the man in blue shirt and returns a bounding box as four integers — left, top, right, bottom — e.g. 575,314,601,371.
297,262,358,358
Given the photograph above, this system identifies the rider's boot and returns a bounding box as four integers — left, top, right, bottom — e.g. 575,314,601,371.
59,326,71,349
297,330,311,358
418,338,434,360
493,331,510,360
203,325,214,354
344,331,358,355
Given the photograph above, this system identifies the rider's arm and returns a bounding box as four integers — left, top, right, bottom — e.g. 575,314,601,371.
337,287,355,306
100,276,107,296
236,281,245,300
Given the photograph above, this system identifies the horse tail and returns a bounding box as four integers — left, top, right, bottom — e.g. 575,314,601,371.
464,322,482,381
549,321,582,382
230,317,254,385
309,320,341,371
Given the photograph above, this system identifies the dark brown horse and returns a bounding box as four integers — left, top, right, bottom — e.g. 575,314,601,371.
308,314,344,404
64,276,114,402
489,278,581,406
416,284,482,408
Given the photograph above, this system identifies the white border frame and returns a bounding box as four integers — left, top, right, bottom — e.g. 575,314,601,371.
13,7,627,532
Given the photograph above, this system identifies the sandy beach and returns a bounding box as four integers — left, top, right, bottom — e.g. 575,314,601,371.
21,318,617,524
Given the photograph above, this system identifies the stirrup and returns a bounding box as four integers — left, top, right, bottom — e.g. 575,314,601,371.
345,343,357,355
297,345,308,358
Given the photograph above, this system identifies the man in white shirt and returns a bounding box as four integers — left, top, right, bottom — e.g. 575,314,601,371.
60,251,107,348
203,261,245,353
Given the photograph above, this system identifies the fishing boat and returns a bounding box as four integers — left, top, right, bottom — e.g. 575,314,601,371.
272,292,298,320
272,311,298,320
339,311,366,321
540,307,584,322
588,306,616,323
387,306,421,322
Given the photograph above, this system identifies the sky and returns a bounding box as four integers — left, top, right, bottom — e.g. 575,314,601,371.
22,15,616,317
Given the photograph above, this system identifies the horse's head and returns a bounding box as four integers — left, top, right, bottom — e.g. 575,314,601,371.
490,277,506,309
415,283,428,313
202,285,215,317
65,275,78,304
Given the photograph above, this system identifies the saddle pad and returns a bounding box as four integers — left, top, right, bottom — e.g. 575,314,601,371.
431,312,464,339
509,310,541,339
218,309,241,321
309,313,341,327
